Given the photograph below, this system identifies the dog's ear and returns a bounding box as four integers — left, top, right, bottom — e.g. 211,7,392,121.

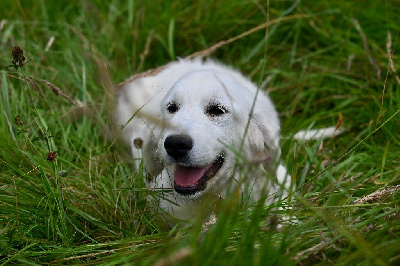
142,131,165,178
246,113,281,169
116,81,166,180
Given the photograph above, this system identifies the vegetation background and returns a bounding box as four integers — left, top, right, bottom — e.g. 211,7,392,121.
0,0,399,264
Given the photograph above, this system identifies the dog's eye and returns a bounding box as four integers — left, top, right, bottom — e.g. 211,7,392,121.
206,104,228,117
166,102,179,114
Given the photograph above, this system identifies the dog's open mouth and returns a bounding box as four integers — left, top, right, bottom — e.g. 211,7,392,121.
174,155,225,196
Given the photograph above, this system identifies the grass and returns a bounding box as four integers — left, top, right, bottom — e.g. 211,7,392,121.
0,0,399,264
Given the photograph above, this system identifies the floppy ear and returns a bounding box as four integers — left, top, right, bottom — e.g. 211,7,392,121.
246,113,281,170
142,126,165,177
115,79,166,178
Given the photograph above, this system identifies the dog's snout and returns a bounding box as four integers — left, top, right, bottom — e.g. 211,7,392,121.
164,134,193,160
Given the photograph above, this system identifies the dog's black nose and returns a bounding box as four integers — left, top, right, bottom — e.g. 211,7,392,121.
164,134,193,160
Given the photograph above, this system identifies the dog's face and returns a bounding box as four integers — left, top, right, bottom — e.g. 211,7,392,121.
158,70,269,198
117,60,284,223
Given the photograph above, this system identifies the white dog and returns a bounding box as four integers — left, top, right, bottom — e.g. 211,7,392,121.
116,59,294,225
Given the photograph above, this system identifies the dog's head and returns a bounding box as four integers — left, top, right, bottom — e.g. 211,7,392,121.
158,70,281,198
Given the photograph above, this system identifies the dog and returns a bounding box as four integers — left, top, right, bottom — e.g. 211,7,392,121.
115,58,334,225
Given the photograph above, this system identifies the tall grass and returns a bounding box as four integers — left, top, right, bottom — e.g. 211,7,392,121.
1,0,399,264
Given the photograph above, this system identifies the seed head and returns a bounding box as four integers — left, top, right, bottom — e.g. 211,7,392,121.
14,115,24,126
11,46,26,68
134,138,143,149
46,151,57,162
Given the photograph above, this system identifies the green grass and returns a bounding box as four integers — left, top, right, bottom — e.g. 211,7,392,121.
1,0,400,264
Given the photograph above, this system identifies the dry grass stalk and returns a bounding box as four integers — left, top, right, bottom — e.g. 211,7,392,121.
294,242,325,261
7,73,44,98
6,73,75,105
118,13,310,87
0,19,7,31
351,18,381,80
186,13,309,60
136,29,155,73
118,64,168,87
354,185,400,204
346,54,355,71
155,247,192,266
201,214,218,233
3,111,18,147
386,31,400,84
44,36,55,52
32,77,76,106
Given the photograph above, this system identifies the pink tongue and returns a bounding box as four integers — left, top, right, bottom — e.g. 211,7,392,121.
174,164,213,187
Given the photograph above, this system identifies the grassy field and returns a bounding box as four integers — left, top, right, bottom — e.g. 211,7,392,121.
1,0,400,264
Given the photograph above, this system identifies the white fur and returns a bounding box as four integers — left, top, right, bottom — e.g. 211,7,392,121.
115,59,291,225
